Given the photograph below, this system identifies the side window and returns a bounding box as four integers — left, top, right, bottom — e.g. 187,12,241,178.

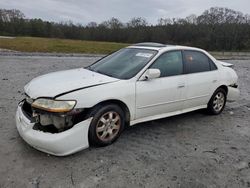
150,51,183,77
183,51,211,73
209,59,218,70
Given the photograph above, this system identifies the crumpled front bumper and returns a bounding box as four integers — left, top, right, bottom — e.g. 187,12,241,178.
16,104,91,156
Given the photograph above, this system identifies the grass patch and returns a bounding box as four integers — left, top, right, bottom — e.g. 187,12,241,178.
0,37,129,54
1,37,249,58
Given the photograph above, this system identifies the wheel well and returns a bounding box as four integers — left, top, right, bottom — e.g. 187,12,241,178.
217,85,228,95
92,100,131,125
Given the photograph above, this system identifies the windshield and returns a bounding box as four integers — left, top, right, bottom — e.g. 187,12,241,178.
87,48,158,79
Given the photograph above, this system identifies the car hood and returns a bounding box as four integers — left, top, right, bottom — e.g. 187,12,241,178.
24,68,119,99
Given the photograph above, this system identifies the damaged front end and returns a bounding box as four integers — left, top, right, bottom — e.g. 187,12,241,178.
16,95,92,156
22,96,88,133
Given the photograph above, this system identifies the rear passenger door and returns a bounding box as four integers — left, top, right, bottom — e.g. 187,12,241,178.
182,50,219,109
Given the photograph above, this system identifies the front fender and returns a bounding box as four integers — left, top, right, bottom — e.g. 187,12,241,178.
57,80,136,120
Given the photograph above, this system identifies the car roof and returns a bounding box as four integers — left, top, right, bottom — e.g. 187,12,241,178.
132,42,167,48
128,42,168,50
128,42,205,52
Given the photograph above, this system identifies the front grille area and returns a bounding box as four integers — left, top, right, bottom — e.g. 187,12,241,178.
20,99,88,133
21,100,33,119
33,123,59,133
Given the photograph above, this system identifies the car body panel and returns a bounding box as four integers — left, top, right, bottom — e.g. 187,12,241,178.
16,103,91,156
57,80,136,120
217,60,233,67
131,104,207,125
135,74,187,119
227,86,240,101
183,70,220,109
24,68,119,99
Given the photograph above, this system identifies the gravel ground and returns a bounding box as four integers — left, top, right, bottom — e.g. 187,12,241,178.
0,55,250,188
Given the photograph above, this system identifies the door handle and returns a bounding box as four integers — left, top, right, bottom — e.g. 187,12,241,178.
177,84,185,88
212,80,217,83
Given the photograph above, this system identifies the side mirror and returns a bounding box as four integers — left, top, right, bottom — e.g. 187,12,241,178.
140,68,161,81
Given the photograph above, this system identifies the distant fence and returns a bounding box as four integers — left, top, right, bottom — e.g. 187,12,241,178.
210,51,250,60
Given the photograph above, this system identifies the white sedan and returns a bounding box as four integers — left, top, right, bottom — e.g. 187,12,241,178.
16,43,240,156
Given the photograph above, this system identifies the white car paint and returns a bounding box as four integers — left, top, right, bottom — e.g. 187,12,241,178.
16,104,92,156
135,74,187,119
25,68,119,99
16,44,240,156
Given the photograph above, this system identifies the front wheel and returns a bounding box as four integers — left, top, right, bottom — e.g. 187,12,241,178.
207,88,227,115
88,104,125,147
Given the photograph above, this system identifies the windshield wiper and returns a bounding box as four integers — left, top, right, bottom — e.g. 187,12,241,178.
85,66,93,71
95,70,115,78
86,67,116,78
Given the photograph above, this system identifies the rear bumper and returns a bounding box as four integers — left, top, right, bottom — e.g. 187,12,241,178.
227,86,240,102
16,104,91,156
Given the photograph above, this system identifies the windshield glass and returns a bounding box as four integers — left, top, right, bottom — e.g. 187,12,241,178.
87,48,158,79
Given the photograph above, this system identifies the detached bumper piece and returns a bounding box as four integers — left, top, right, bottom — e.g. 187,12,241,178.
227,86,240,102
16,101,92,156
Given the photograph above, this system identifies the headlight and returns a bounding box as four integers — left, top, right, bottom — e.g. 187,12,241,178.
31,98,76,113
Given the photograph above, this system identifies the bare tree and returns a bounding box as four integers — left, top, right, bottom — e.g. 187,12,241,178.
87,22,97,28
185,14,197,24
0,9,25,22
127,17,148,27
197,7,246,24
157,18,172,26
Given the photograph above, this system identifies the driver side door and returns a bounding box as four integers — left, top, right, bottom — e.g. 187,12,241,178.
135,50,187,120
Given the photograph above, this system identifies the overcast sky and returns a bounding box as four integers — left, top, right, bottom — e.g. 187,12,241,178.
0,0,249,24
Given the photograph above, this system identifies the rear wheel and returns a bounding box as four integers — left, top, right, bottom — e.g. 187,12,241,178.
88,104,125,146
207,88,227,115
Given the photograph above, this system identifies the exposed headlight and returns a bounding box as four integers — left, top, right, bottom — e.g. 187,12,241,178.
32,98,76,113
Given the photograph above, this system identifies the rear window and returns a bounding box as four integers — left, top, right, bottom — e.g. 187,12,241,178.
209,59,218,70
183,51,211,73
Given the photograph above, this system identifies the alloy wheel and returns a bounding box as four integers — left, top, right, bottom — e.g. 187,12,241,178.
212,92,225,113
96,111,121,142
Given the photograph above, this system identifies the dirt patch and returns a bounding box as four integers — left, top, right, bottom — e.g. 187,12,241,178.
0,55,250,188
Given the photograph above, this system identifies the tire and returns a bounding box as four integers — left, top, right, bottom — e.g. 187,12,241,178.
207,88,227,115
88,104,125,147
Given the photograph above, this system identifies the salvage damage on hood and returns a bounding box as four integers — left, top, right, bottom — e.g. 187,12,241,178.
22,68,119,133
24,68,119,98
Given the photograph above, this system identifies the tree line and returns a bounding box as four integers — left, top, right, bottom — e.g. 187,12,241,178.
1,7,250,51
